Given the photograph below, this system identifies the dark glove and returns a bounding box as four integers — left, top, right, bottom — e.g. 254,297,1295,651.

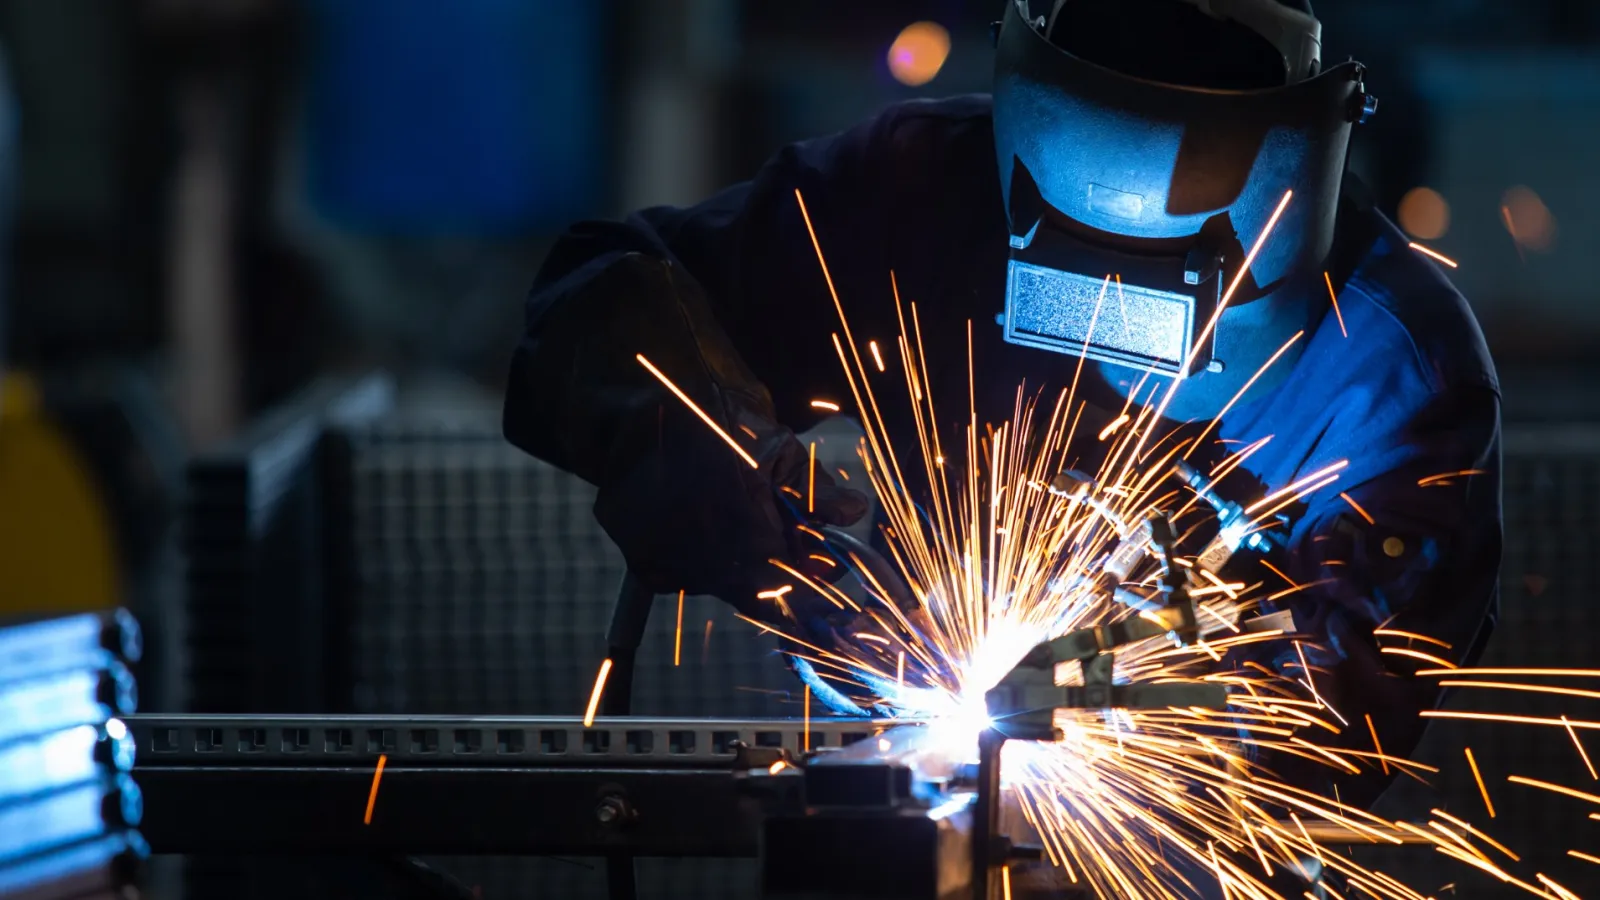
595,401,869,613
505,252,868,613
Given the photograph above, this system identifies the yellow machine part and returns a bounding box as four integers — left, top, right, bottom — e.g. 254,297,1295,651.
0,373,120,615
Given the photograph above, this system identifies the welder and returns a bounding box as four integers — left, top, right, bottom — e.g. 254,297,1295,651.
503,0,1500,875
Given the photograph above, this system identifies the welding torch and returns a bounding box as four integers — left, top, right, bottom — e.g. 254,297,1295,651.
1172,458,1288,569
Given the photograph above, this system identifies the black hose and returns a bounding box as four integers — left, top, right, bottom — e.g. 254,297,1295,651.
600,572,655,900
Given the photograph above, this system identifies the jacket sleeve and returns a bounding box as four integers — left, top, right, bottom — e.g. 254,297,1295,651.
503,112,898,486
1247,384,1502,810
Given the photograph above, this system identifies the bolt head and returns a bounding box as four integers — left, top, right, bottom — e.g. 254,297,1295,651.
595,796,628,824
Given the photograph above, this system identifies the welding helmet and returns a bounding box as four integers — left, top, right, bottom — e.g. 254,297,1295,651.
993,0,1376,417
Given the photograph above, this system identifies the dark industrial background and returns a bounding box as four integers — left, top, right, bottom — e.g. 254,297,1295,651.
1,1,1598,898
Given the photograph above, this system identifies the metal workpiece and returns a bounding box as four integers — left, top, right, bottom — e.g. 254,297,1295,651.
806,723,970,784
986,603,1227,738
126,714,898,767
125,712,1434,869
985,506,1228,731
1043,603,1201,666
987,668,1230,742
126,714,906,857
762,727,981,900
762,800,976,900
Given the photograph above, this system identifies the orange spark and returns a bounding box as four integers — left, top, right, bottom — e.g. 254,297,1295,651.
1194,190,1294,370
1365,714,1389,775
1097,414,1131,441
1537,873,1581,900
810,400,841,412
1438,680,1600,702
1374,629,1452,649
1339,492,1374,525
637,354,759,468
1422,667,1600,678
1002,864,1013,900
1465,748,1495,817
757,585,794,600
1564,716,1598,780
1570,850,1600,867
1323,271,1348,338
808,441,817,513
1418,469,1486,486
673,590,685,667
1246,460,1349,515
1114,274,1130,338
794,191,874,393
702,620,713,662
583,658,613,727
1430,808,1520,861
1409,242,1460,268
1508,775,1600,806
769,760,788,774
804,685,811,752
1425,711,1600,730
868,340,886,372
1502,204,1528,263
363,754,388,825
1230,192,1296,299
897,650,906,688
1260,559,1300,589
1381,647,1456,669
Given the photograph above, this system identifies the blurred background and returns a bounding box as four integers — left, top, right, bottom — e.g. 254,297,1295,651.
1,0,1598,898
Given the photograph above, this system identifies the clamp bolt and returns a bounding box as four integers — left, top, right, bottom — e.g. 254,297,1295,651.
595,796,630,825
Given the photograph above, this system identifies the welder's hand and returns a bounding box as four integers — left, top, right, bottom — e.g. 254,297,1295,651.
593,399,869,615
774,527,943,712
517,252,868,612
780,604,942,716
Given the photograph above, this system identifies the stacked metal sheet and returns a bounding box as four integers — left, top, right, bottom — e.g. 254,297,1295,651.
334,411,801,719
0,609,145,900
183,375,395,715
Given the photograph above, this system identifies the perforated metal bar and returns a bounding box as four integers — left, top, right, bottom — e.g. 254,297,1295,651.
127,715,903,767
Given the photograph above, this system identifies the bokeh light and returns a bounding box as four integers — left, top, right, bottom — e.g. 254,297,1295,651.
1397,186,1451,241
1501,185,1557,253
888,21,950,87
